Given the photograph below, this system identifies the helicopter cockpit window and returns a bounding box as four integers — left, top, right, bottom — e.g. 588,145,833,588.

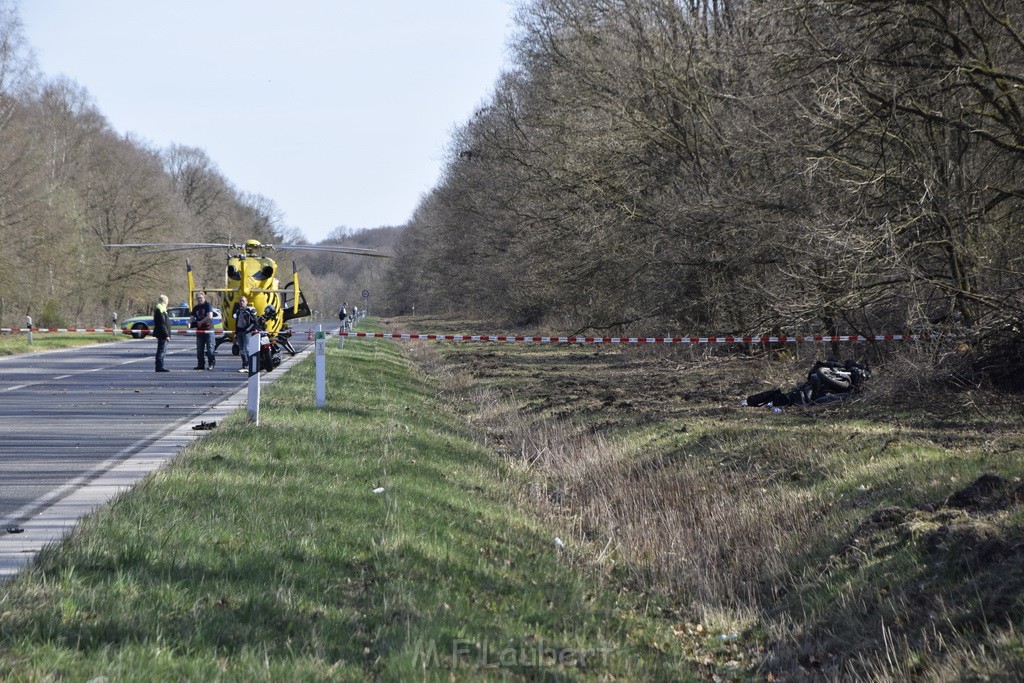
227,263,242,281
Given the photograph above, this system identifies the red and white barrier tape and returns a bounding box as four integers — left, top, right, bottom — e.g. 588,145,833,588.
0,328,923,343
329,331,923,344
0,328,224,335
0,328,117,333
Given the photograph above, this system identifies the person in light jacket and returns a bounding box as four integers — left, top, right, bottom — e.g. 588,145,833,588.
154,294,171,372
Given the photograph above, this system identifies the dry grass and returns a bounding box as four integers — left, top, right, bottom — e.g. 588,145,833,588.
397,317,1024,680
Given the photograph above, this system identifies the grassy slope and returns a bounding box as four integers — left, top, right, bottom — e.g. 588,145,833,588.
396,316,1024,680
0,327,699,681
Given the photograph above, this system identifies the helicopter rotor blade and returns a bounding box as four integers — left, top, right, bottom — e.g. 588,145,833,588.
106,243,235,255
105,242,232,249
137,246,225,254
105,241,390,258
271,244,391,258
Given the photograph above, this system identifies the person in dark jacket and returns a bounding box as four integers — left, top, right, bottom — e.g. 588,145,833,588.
154,294,171,372
234,295,258,373
190,291,216,370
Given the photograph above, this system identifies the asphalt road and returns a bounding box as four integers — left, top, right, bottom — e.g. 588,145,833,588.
0,325,326,527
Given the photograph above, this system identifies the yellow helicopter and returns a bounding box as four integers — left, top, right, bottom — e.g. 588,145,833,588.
106,239,388,348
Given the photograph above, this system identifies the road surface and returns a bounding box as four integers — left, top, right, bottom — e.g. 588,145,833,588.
0,323,335,578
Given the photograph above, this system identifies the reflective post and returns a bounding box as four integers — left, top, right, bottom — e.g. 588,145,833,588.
315,329,326,407
25,316,32,344
112,312,118,337
247,344,261,425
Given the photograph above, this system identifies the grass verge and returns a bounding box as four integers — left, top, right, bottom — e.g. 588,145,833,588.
0,324,699,681
0,332,119,356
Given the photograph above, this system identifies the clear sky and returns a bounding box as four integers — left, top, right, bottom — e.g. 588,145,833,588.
18,1,518,243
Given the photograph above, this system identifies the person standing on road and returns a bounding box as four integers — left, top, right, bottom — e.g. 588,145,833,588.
154,294,171,372
339,302,350,336
234,295,258,373
190,291,216,370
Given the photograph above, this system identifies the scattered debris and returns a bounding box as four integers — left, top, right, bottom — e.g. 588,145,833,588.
192,420,218,431
372,487,385,494
5,526,24,534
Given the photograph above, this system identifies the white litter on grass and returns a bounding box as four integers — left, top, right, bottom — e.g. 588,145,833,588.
372,487,385,494
555,537,565,549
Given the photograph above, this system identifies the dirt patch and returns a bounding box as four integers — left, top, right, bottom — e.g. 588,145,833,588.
830,474,1024,639
944,472,1024,512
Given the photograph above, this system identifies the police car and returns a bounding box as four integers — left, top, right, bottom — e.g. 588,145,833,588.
121,304,224,339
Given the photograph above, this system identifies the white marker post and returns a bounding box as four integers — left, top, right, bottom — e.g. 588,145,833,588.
315,328,326,407
247,353,261,425
338,318,349,349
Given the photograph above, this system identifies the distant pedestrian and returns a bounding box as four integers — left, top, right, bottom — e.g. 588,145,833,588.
338,302,349,323
154,294,171,372
190,291,216,370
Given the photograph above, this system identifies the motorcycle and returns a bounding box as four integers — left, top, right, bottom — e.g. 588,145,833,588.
241,315,294,373
257,329,282,372
275,326,297,356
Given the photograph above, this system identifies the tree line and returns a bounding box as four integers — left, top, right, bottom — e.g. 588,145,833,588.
0,2,391,327
3,1,1021,383
381,0,1024,383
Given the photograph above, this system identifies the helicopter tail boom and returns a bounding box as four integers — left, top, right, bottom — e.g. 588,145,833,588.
187,260,196,306
292,260,300,315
